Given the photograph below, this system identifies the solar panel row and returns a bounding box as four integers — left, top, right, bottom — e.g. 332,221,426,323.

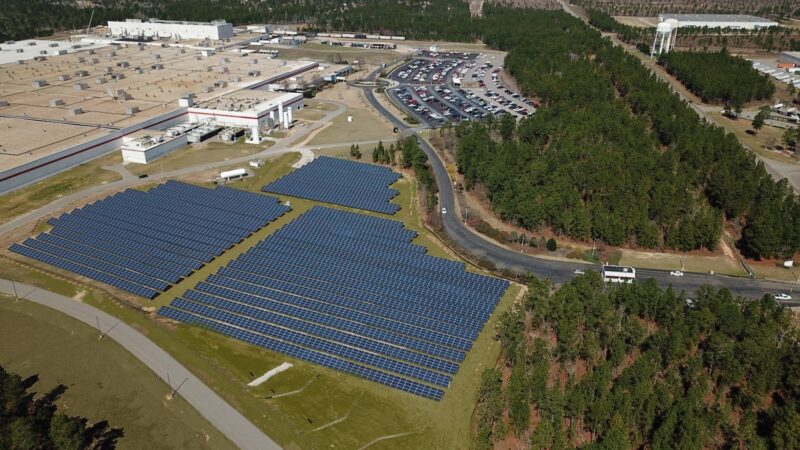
159,306,444,400
160,206,509,399
262,156,402,214
10,181,289,298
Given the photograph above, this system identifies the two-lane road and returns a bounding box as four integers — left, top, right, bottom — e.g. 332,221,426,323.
362,68,800,303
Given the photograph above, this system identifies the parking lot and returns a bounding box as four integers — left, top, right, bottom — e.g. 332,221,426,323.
388,51,535,127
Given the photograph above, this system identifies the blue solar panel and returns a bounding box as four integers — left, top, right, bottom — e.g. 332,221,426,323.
10,181,289,299
262,156,402,214
160,206,509,400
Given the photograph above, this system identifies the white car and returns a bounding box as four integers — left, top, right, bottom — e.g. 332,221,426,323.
670,270,684,277
441,207,447,215
573,269,585,275
773,293,793,301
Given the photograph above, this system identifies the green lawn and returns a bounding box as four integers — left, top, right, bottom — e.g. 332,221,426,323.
0,295,235,450
2,155,516,449
0,152,122,224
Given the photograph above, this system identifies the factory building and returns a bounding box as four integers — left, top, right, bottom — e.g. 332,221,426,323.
780,52,800,67
120,131,188,164
187,91,303,143
0,43,318,193
657,14,778,30
108,18,234,41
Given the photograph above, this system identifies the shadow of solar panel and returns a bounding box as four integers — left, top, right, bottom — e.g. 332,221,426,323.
160,206,509,399
10,181,290,299
261,156,402,214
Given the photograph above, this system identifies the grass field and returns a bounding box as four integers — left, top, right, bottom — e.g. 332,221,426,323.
126,140,274,177
0,152,122,224
619,250,746,276
2,153,517,448
709,112,797,164
307,106,394,145
0,295,235,450
750,262,800,283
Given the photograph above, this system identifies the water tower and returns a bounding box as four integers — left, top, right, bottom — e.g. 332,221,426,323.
651,19,678,58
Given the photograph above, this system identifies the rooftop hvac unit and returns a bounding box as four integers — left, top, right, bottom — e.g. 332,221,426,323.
95,77,107,84
58,74,71,81
49,99,64,106
68,107,83,116
202,85,214,93
31,80,48,87
75,70,88,77
0,100,10,107
125,106,140,114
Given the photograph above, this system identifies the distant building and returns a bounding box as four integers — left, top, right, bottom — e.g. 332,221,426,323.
657,14,778,30
780,52,800,67
108,18,234,41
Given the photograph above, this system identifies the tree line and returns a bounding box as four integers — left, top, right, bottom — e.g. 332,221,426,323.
476,274,800,449
659,50,776,106
456,7,800,258
0,0,476,43
0,365,123,449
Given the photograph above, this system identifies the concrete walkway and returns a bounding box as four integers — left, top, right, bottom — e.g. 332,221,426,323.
0,279,281,450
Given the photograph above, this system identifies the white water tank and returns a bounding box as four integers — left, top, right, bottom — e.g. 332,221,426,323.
220,168,246,179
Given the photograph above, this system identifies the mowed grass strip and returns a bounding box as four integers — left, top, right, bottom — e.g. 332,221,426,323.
0,152,122,224
0,295,235,450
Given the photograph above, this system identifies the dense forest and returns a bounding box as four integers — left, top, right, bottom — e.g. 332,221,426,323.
0,0,475,43
659,50,776,106
0,365,123,449
476,274,800,449
456,8,800,258
573,0,798,18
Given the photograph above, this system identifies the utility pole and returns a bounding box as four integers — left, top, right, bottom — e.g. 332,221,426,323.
520,234,526,254
11,280,19,301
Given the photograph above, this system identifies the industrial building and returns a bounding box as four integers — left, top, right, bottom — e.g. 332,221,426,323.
0,39,111,65
0,40,321,193
189,91,303,142
120,130,188,164
780,52,800,67
657,14,778,30
108,18,234,41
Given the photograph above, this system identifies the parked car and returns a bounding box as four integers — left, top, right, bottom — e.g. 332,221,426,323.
138,174,149,179
670,270,684,277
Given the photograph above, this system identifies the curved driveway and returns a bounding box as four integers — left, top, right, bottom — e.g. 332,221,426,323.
0,278,280,450
361,69,800,303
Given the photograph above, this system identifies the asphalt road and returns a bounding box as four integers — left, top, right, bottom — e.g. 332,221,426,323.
362,69,800,303
0,278,280,450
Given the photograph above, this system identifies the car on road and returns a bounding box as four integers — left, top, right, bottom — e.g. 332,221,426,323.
773,293,793,301
573,269,585,275
670,270,684,277
441,207,447,215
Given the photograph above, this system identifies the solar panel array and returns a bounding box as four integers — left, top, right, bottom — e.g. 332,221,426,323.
160,206,509,399
261,156,402,214
10,181,290,299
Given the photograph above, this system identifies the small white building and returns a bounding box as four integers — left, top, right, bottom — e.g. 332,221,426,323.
108,18,234,41
120,131,188,164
